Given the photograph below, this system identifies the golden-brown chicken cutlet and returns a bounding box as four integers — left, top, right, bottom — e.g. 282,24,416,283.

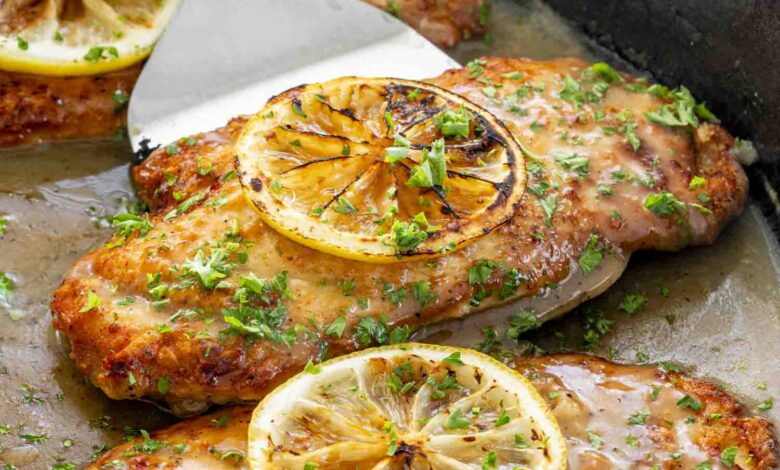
51,57,747,411
89,354,776,470
0,0,486,148
0,64,139,147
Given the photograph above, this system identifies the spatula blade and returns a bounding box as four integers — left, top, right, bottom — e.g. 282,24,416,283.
128,0,459,151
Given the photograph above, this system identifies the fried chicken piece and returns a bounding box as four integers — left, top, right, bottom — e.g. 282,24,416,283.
51,57,748,412
0,64,140,148
90,354,776,469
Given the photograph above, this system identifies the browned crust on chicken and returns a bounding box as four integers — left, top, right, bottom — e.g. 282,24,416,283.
514,355,777,469
0,65,140,148
675,375,778,470
51,57,748,411
89,354,776,469
91,406,253,469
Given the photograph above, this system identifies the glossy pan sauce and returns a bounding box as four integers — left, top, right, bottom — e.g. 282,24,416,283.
0,0,777,467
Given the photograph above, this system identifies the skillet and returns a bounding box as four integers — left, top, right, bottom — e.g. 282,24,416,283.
0,0,777,467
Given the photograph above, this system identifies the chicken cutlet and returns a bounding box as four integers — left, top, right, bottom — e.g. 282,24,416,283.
0,0,485,148
51,57,747,412
0,63,140,148
89,354,776,469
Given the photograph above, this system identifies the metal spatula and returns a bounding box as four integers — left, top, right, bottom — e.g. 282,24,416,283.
127,0,459,152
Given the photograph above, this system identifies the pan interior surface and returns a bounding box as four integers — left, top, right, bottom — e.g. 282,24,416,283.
0,1,778,467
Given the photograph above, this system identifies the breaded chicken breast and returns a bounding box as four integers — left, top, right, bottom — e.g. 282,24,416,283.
51,58,748,412
90,355,776,469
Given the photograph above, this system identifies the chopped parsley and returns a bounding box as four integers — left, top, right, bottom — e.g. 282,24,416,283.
304,360,321,375
20,433,47,443
689,176,708,190
383,283,408,306
389,324,410,344
466,58,486,79
165,192,206,220
79,291,102,313
588,431,604,449
444,409,470,430
499,268,524,300
660,362,682,372
720,446,738,467
538,194,558,227
559,75,584,107
578,234,604,275
475,326,499,353
553,151,589,177
581,305,613,348
406,138,447,188
110,213,152,241
677,394,702,412
481,451,497,469
443,352,464,366
223,308,290,345
112,89,129,113
411,281,437,307
644,191,686,217
353,316,389,345
644,86,718,128
469,260,500,286
332,197,358,215
434,107,471,139
586,62,623,83
0,272,13,302
197,158,212,176
324,317,347,337
291,101,306,118
84,46,119,63
627,410,649,425
390,220,428,254
758,397,773,411
618,294,647,314
506,309,539,340
384,135,411,162
157,376,169,395
183,248,233,289
236,272,293,304
495,409,510,427
621,121,641,151
132,430,167,454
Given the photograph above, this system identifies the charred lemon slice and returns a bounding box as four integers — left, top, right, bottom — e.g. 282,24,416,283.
237,77,526,263
0,0,180,76
248,343,566,469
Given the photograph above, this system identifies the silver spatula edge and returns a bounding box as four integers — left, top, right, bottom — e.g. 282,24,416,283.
128,0,460,152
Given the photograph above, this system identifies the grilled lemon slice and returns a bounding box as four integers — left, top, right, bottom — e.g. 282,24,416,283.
237,77,527,263
0,0,180,76
248,343,566,469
